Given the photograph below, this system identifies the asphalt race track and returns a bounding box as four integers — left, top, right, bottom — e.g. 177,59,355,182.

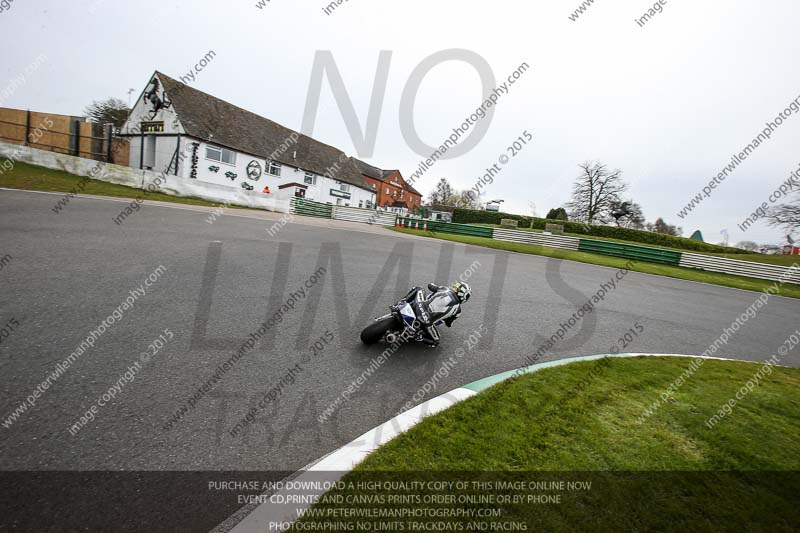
2,189,799,529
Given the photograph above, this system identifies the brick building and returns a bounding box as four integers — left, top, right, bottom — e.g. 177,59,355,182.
352,158,423,214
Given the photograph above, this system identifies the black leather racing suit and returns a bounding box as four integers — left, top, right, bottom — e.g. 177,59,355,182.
404,284,462,346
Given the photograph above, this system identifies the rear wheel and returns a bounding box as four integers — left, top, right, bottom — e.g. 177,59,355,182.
360,316,400,345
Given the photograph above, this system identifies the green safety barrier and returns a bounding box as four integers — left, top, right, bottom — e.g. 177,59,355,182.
396,218,686,268
291,198,333,219
578,239,682,266
399,218,493,238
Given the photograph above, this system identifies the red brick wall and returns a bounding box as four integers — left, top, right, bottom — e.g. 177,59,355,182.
363,171,422,210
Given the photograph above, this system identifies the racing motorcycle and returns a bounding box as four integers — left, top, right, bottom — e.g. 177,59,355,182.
359,292,436,346
359,283,469,346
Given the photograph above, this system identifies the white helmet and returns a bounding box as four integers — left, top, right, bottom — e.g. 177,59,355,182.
452,282,471,303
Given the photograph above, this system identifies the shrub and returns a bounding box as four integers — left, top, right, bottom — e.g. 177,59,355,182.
546,208,568,221
453,209,532,226
451,209,749,254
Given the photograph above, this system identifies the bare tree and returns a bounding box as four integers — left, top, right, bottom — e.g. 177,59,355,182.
452,191,483,209
736,241,760,252
566,161,628,223
767,191,800,233
84,97,131,127
646,217,683,237
427,178,483,209
428,178,454,206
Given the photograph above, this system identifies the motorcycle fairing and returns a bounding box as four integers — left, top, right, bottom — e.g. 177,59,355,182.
398,301,417,327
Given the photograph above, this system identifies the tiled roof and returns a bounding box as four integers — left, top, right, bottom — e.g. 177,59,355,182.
156,71,371,191
405,183,422,196
352,157,422,197
351,158,385,180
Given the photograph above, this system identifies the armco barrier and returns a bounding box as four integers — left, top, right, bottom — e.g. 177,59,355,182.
405,218,798,286
290,198,332,219
578,239,682,266
493,228,580,250
333,206,396,226
679,253,800,285
400,218,494,238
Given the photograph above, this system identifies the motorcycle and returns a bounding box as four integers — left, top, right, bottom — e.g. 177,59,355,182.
360,289,443,346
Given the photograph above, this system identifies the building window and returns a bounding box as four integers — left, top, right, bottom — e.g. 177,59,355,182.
205,145,236,165
400,190,405,199
336,198,343,206
385,188,389,194
304,172,317,185
339,183,350,193
141,121,164,133
267,161,282,176
359,201,363,208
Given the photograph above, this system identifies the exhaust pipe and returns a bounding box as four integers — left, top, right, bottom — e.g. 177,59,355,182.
385,332,398,344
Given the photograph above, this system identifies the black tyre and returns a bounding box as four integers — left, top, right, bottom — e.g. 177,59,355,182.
360,316,399,345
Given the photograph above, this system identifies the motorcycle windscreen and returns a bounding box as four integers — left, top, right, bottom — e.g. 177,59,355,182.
398,302,417,327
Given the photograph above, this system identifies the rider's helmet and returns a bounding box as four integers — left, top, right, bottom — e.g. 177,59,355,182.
451,281,471,303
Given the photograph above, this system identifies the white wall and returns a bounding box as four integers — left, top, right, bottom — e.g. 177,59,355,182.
181,138,278,192
303,172,376,208
128,134,184,174
182,138,376,207
0,141,290,213
121,73,185,137
123,72,188,173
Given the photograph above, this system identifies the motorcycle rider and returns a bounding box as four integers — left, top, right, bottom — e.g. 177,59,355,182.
403,281,471,347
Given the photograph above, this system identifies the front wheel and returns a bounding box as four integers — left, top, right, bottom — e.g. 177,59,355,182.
360,316,400,345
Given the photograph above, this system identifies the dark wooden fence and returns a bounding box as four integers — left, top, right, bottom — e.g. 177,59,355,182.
0,107,128,166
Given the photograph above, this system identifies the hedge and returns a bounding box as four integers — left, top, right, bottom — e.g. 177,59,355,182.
454,209,532,226
451,209,749,255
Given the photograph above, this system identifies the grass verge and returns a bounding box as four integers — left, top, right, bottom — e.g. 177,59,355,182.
294,357,800,530
0,161,249,209
391,227,800,299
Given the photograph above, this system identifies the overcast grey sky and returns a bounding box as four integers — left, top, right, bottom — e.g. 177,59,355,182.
2,0,799,245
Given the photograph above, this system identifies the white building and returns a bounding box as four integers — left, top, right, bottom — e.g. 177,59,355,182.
120,71,376,207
